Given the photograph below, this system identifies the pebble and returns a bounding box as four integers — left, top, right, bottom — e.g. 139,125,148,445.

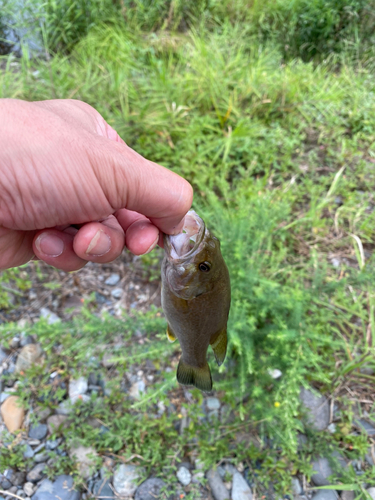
31,475,81,500
0,395,25,432
34,452,49,463
105,274,120,286
113,464,145,497
46,439,61,450
231,472,253,500
68,377,88,403
0,392,11,403
311,457,333,486
15,344,43,373
111,288,123,299
300,387,330,431
69,444,98,479
206,397,221,411
311,491,338,500
327,423,336,433
91,478,115,499
268,368,282,379
29,424,48,440
291,477,302,495
0,470,13,490
207,469,230,500
341,492,355,500
24,482,35,497
176,466,191,486
47,414,68,434
26,463,46,482
0,348,7,363
367,488,375,500
135,478,166,500
24,444,35,459
354,418,375,436
39,308,61,324
365,445,375,466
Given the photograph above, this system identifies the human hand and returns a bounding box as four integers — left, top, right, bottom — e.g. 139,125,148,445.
0,99,193,271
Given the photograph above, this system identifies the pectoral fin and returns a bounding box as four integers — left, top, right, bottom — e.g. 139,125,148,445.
177,358,212,392
166,324,177,343
210,327,228,366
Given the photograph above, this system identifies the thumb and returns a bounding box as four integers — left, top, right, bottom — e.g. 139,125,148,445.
93,140,193,234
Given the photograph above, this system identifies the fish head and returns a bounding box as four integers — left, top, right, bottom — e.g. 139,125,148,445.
163,210,224,300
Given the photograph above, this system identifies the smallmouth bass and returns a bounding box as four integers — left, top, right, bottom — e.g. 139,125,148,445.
161,210,231,392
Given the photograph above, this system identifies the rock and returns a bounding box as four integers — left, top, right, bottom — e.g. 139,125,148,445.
69,444,98,479
111,288,123,299
341,492,355,500
46,439,61,450
34,452,49,463
113,464,145,497
15,344,43,373
135,478,166,500
69,377,88,403
1,395,25,432
24,482,35,496
206,397,221,411
105,274,120,286
367,488,375,500
327,423,336,433
311,491,338,500
24,444,35,459
311,457,333,486
92,478,115,499
31,475,80,500
300,387,330,431
354,419,375,436
0,348,7,363
27,463,46,482
268,368,282,379
34,406,52,422
291,477,302,495
0,470,13,490
177,466,191,486
47,414,68,434
207,469,230,500
231,472,252,500
40,308,61,324
365,445,375,466
29,424,48,440
0,391,12,403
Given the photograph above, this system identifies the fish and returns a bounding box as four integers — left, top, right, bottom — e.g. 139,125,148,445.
161,210,231,392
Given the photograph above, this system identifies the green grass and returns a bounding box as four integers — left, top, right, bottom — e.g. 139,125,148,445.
1,1,375,496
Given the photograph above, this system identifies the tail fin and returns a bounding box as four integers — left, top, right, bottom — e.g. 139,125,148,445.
177,358,212,392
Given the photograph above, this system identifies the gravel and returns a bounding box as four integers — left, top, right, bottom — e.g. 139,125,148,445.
113,464,145,497
300,387,330,431
176,466,191,486
207,469,230,500
29,424,48,440
231,472,253,500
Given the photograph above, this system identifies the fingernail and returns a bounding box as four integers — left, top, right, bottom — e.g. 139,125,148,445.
144,236,159,255
35,234,64,257
86,230,111,256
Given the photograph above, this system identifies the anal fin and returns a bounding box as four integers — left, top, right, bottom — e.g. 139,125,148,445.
177,358,212,392
167,324,177,343
210,327,228,366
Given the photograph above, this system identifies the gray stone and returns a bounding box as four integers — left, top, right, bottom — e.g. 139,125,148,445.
46,439,61,450
26,463,46,482
24,482,35,497
113,464,145,497
311,491,338,500
92,479,115,499
341,492,355,500
16,344,43,373
34,452,49,463
31,475,80,500
0,471,13,490
0,348,7,363
291,477,302,495
40,308,61,324
135,478,166,500
111,288,123,299
56,400,72,415
176,466,191,486
29,424,48,440
24,444,35,459
206,397,221,411
0,392,11,404
354,419,375,436
367,488,375,500
47,414,68,434
69,377,88,403
69,444,98,479
365,445,375,466
311,457,333,486
300,387,330,431
231,472,253,500
105,274,120,286
207,469,230,500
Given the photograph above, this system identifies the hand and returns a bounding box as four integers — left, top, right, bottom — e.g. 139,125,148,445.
0,99,193,271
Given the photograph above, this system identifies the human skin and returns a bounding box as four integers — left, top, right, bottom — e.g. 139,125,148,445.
0,98,193,271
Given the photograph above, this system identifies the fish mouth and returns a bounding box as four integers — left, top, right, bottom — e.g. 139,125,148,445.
164,210,206,262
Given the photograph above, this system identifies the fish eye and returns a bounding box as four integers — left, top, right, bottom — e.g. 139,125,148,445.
198,262,211,272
